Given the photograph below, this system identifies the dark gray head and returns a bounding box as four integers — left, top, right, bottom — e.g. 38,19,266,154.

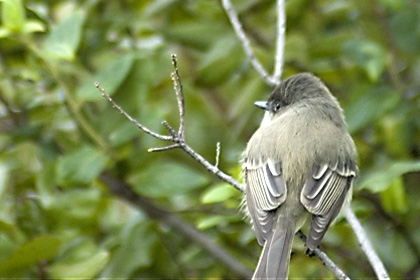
255,73,333,114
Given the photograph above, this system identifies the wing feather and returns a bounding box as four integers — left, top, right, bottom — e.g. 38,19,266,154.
245,159,287,245
301,161,356,249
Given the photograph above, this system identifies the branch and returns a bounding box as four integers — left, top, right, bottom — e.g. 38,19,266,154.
100,173,252,279
273,0,286,82
171,54,185,139
296,231,350,280
98,54,351,278
221,0,280,86
215,142,221,169
95,82,173,142
96,55,244,194
344,207,390,280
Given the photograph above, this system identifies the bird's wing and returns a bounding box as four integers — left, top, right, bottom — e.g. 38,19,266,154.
245,159,287,245
300,160,357,249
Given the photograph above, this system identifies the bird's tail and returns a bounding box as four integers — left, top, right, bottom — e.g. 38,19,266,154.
252,216,295,280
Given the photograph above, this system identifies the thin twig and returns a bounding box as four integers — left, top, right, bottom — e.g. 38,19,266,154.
161,120,179,139
215,142,221,169
148,144,180,153
180,141,244,193
171,54,185,138
221,0,278,87
273,0,286,83
95,82,172,141
296,231,351,280
344,207,389,280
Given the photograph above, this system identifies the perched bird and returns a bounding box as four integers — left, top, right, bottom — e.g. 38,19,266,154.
243,73,357,279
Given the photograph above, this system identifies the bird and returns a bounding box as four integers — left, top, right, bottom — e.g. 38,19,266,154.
243,73,357,279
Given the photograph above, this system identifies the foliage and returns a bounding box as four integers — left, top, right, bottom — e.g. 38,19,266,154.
0,0,419,278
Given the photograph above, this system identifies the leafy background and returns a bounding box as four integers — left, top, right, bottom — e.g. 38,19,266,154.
0,0,420,278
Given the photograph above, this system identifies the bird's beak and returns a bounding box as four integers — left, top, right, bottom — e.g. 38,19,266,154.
254,101,268,110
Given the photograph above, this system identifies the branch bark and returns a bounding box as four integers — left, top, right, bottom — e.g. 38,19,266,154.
221,0,282,86
296,231,350,280
344,207,390,280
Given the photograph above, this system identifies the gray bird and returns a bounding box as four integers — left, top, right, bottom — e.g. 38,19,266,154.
243,73,357,279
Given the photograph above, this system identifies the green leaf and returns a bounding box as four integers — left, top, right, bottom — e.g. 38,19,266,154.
163,21,228,49
345,86,400,133
48,239,109,279
22,19,45,33
101,218,158,278
130,161,209,198
197,215,240,230
55,146,108,187
379,0,403,10
390,5,420,54
108,121,139,147
47,188,101,226
201,183,238,204
342,39,387,82
360,160,420,193
35,165,55,208
42,11,84,60
1,0,25,32
0,162,12,220
380,177,407,214
0,26,11,38
144,0,177,16
49,250,109,279
197,36,244,85
0,235,62,275
76,54,134,101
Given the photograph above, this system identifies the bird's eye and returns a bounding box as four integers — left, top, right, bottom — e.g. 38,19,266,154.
274,102,281,112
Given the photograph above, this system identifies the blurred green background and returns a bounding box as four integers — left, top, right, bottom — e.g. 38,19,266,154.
0,0,420,278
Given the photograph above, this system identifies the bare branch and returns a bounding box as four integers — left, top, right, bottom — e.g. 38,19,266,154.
215,142,221,169
161,120,179,139
148,144,180,153
273,0,286,82
296,231,351,280
179,141,244,193
344,207,390,280
95,82,172,141
221,0,278,87
97,59,245,194
171,54,185,138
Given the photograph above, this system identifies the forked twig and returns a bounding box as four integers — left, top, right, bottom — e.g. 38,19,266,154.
96,55,243,193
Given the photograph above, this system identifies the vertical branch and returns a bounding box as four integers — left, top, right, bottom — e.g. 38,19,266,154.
215,142,221,169
273,0,286,82
344,207,390,280
221,0,277,87
171,54,185,139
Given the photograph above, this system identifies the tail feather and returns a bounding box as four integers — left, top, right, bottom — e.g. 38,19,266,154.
253,218,295,280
